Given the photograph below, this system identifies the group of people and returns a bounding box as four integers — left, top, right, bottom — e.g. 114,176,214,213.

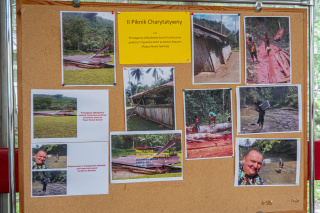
194,111,227,133
246,32,271,64
238,149,285,185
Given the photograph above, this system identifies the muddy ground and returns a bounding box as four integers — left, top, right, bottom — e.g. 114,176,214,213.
240,108,299,134
258,161,297,185
194,51,240,84
187,134,233,159
32,181,67,196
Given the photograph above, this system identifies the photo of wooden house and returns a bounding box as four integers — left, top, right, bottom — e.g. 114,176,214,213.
193,23,232,72
124,67,175,131
193,14,240,84
129,81,175,130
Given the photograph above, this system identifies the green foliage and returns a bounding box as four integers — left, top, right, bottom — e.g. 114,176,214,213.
239,139,297,161
62,12,114,53
64,68,115,85
33,116,77,138
111,133,181,156
33,144,67,156
32,171,67,183
33,94,77,111
184,89,231,125
239,86,298,109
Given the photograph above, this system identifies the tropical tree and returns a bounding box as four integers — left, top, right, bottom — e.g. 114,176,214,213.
146,67,164,87
130,68,144,94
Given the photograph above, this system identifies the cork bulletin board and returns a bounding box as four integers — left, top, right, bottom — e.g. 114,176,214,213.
16,0,308,212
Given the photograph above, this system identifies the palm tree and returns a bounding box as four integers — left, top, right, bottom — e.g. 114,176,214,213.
146,68,164,87
130,68,143,95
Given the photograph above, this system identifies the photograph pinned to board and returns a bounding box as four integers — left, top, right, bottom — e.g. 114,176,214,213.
244,16,291,85
31,89,109,143
61,11,115,86
123,67,176,131
110,131,182,183
236,85,302,135
192,13,240,84
235,138,300,186
183,89,233,160
32,142,109,197
32,144,67,170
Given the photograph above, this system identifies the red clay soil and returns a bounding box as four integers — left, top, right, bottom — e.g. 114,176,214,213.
186,131,233,159
247,42,290,84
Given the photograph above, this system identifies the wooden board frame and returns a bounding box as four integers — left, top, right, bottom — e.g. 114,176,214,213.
16,1,308,212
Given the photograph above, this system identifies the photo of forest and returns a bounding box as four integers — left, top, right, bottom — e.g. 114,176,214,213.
184,89,233,159
245,17,291,84
32,144,67,169
33,94,77,138
193,14,240,84
123,67,175,131
237,138,299,186
32,171,67,196
61,12,115,86
111,132,182,183
238,86,300,134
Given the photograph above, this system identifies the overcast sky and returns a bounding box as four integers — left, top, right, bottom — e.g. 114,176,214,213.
193,14,239,32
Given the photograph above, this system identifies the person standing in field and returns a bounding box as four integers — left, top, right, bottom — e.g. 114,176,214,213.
247,36,259,64
194,115,200,133
42,178,50,193
256,106,265,129
209,112,216,126
279,158,284,173
264,33,271,55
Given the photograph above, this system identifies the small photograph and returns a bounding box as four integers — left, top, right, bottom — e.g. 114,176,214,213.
245,17,291,84
32,171,67,196
111,131,182,183
33,93,77,138
123,67,175,131
192,13,240,84
32,144,67,170
61,12,115,86
184,89,233,159
235,138,300,186
237,85,301,134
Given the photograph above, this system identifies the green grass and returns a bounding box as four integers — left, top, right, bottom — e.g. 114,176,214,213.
127,116,171,131
112,148,137,157
113,172,182,180
64,68,114,85
63,49,92,55
34,116,77,138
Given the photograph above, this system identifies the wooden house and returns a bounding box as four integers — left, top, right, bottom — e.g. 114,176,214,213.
129,81,175,129
193,23,232,73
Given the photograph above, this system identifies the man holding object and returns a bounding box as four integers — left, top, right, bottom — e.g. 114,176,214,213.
238,150,264,185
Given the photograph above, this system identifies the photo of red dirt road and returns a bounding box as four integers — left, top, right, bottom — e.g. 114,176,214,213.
245,17,291,85
184,89,233,159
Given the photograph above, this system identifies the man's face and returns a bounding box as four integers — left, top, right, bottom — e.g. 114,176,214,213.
35,150,47,164
243,150,263,177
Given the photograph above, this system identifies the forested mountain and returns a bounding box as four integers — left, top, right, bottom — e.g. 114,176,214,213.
62,12,114,53
33,94,77,111
239,86,298,109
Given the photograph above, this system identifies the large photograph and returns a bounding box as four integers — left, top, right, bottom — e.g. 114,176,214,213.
123,67,175,131
33,93,77,138
61,12,115,86
31,89,109,143
32,144,67,170
193,14,240,84
235,138,300,186
245,17,291,84
110,131,182,183
183,89,233,159
237,85,301,134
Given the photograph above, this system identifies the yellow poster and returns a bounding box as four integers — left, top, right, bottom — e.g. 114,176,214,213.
118,12,191,64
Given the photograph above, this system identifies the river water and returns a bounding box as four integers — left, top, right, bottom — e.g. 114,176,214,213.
240,108,299,134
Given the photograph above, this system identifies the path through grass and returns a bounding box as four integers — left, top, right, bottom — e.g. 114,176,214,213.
127,115,170,131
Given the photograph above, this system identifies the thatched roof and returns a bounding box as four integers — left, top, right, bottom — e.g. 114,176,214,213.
129,81,173,99
193,23,231,43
